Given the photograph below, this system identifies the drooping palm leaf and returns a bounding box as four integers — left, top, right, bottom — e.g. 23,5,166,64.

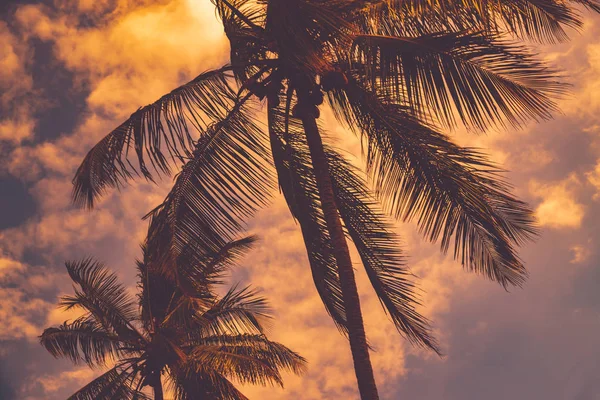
572,0,600,12
73,66,245,208
328,80,537,287
144,95,274,275
268,101,348,332
269,95,438,349
326,148,439,353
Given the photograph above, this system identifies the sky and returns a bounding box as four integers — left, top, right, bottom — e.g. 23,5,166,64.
1,1,600,399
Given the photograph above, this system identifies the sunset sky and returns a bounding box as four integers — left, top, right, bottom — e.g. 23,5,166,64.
1,1,600,399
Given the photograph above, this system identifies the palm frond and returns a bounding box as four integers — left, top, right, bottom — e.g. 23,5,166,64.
195,285,271,336
61,259,141,339
326,149,439,353
137,237,258,331
213,0,266,31
268,101,348,332
328,81,537,287
72,65,244,208
350,31,564,131
197,236,259,287
351,0,480,38
40,317,124,367
376,0,583,42
169,366,249,400
497,0,578,41
161,236,259,307
214,0,268,83
67,363,147,400
186,334,306,387
136,248,175,330
571,0,600,12
144,95,274,277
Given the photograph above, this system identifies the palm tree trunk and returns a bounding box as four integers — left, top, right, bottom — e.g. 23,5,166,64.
300,112,380,400
153,377,164,400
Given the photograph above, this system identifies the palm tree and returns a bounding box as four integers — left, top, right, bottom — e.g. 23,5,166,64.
40,237,306,400
71,1,600,398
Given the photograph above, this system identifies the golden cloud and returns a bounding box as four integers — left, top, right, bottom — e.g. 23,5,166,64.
529,175,585,229
0,21,36,145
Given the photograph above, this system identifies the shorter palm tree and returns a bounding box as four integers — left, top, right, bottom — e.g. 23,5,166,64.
40,237,306,400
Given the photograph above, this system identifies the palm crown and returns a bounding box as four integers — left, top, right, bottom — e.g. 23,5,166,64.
40,237,306,400
71,1,600,398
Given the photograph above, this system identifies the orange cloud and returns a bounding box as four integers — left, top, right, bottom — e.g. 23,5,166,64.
0,21,36,145
36,368,97,395
529,176,585,229
569,243,592,264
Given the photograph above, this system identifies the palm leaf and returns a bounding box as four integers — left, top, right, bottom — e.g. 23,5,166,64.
169,366,249,400
213,0,268,83
329,80,537,287
137,237,258,331
351,0,482,38
350,31,564,131
144,95,274,277
190,235,259,289
67,363,147,400
72,65,242,208
39,317,124,367
375,0,582,42
268,101,348,332
186,334,306,387
326,148,439,353
61,259,141,339
195,285,271,336
572,0,600,12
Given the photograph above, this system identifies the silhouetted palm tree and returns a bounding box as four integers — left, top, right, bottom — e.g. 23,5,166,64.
71,1,600,398
40,238,306,400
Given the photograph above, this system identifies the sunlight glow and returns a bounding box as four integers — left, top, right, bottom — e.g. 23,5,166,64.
185,0,224,41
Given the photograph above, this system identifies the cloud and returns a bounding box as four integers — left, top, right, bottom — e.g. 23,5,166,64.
0,254,26,280
0,253,73,342
585,160,600,200
37,368,97,394
15,0,228,109
0,290,52,340
0,20,36,145
2,0,229,179
570,243,592,264
529,175,585,229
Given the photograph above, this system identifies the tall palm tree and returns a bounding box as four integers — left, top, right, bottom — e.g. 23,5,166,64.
71,1,600,398
40,237,306,400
